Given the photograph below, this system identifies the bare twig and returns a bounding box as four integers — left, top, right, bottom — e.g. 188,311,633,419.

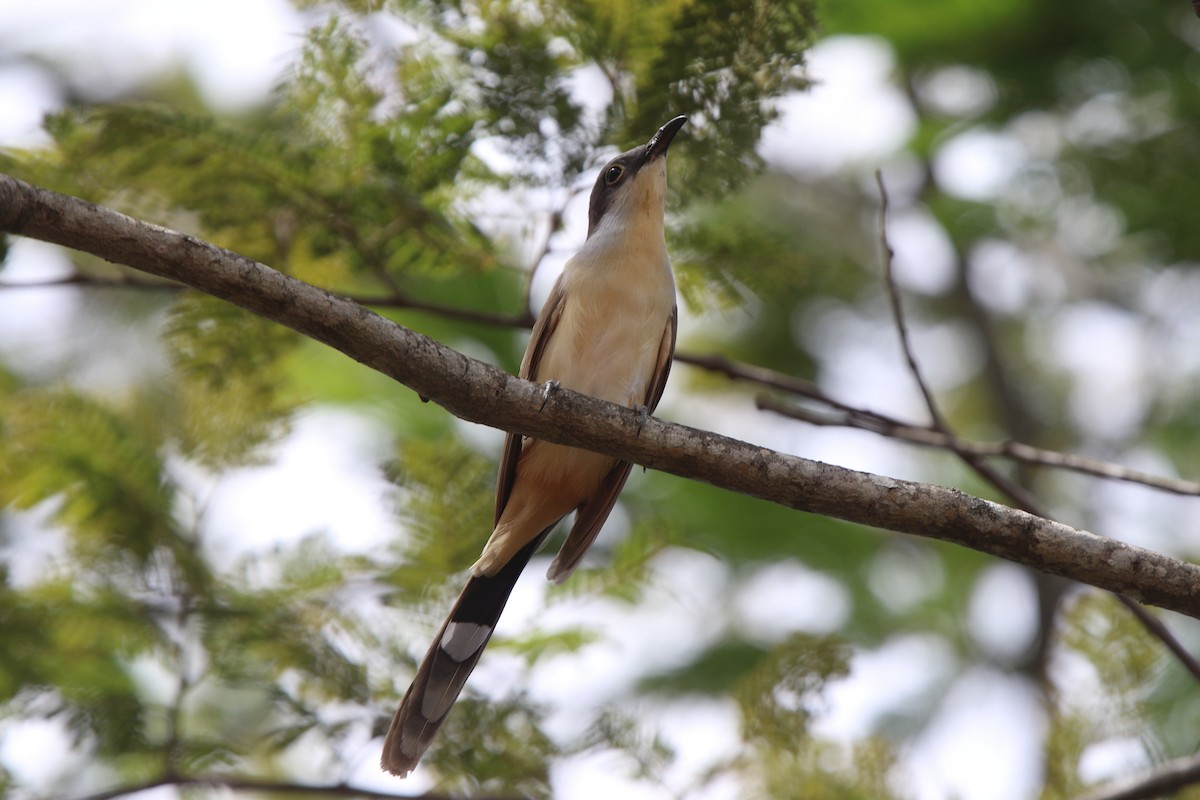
0,274,179,291
369,292,532,328
0,274,531,329
876,172,947,432
520,203,565,317
1075,751,1200,800
66,774,507,800
755,395,1200,497
1111,593,1200,681
676,351,882,421
3,172,1200,618
875,171,1041,511
683,333,1200,498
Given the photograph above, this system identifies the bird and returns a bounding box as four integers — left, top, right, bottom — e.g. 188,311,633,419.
381,115,687,777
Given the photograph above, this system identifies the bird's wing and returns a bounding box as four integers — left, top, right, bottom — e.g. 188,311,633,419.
545,305,677,583
645,304,678,412
494,275,568,523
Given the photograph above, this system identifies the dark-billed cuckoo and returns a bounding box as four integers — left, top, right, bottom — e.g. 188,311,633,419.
381,115,687,776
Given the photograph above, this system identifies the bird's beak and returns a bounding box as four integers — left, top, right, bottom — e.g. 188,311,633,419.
646,115,688,161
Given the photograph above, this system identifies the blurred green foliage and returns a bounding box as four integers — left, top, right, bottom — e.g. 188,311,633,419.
2,0,1200,797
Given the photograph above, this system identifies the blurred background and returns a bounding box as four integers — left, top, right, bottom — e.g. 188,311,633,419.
2,1,1200,798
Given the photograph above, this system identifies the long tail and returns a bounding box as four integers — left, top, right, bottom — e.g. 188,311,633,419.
380,531,548,776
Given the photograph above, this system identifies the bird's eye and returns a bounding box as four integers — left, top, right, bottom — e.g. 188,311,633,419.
605,165,624,185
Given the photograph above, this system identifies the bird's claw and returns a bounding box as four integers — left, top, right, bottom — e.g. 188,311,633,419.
632,404,651,437
539,380,561,411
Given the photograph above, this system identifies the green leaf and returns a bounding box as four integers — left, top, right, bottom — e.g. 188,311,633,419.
384,437,497,593
639,639,770,696
0,390,181,572
630,0,817,198
165,293,298,468
734,633,850,747
427,696,555,798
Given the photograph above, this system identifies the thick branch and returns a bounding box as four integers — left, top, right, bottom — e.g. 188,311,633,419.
3,172,1200,618
11,276,1190,498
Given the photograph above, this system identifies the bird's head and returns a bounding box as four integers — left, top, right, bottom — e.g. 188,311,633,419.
586,116,687,240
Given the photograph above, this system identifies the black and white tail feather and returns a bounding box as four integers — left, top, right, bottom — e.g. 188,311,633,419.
380,531,550,776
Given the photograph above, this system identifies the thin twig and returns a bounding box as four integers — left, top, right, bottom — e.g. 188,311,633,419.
163,590,190,775
875,171,1042,511
0,275,532,328
521,203,565,316
874,170,1200,683
755,395,1200,497
1113,593,1200,683
1075,751,1200,800
65,774,505,800
676,351,885,422
876,172,947,432
0,274,179,291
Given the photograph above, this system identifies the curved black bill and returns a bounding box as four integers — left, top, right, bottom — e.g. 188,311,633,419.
646,115,688,160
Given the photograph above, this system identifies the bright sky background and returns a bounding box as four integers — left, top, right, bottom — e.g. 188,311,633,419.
0,3,1071,799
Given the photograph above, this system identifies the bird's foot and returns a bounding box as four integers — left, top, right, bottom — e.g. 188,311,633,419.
539,380,561,411
632,403,651,437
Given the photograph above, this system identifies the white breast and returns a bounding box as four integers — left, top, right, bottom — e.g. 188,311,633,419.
536,242,674,407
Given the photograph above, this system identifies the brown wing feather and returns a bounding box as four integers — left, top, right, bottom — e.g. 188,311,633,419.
494,276,569,523
646,305,678,412
545,305,678,583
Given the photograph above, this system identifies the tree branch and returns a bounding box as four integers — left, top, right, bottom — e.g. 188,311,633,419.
875,171,1042,512
7,260,1200,500
755,396,1200,497
0,273,533,329
66,774,509,800
4,172,1200,618
10,275,1190,498
761,391,1200,678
